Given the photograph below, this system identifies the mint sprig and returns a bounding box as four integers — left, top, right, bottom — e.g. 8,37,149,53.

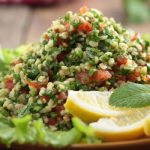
109,82,150,108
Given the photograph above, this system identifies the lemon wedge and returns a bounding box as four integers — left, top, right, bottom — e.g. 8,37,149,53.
90,108,150,141
144,117,150,137
65,91,129,122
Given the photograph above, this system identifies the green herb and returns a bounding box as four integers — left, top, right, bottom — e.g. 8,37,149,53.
109,82,150,108
17,104,31,118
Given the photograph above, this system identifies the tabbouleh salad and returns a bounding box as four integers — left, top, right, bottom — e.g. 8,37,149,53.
0,7,150,146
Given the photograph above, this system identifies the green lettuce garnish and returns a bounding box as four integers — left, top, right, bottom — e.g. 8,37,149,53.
72,117,102,144
0,45,31,72
142,34,150,42
0,115,101,148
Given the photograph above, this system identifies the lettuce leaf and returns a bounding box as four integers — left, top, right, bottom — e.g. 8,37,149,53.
45,128,82,148
0,115,101,148
72,117,102,144
142,34,150,42
0,45,31,72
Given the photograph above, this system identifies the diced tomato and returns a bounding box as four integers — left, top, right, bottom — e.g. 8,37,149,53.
21,89,29,94
131,33,138,42
44,34,50,41
65,22,70,31
40,95,50,101
27,81,46,91
54,105,64,114
91,70,112,82
127,74,137,82
4,78,14,91
80,6,89,14
11,59,22,66
117,80,125,85
45,78,49,84
77,71,91,84
116,57,127,66
56,51,70,62
99,23,106,30
143,75,150,82
116,75,126,81
48,118,57,126
57,38,68,47
127,69,140,82
78,21,92,33
57,92,67,100
62,42,68,47
147,55,150,62
133,69,140,77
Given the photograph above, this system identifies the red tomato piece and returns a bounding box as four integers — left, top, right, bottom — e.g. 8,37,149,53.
54,105,64,114
4,78,14,91
145,75,150,83
80,6,89,14
11,58,22,66
65,22,70,31
21,89,29,94
131,33,138,42
77,71,91,84
127,74,137,82
99,23,106,30
27,81,46,91
127,69,140,82
56,51,69,62
133,69,140,77
116,75,126,81
57,92,67,100
44,34,50,41
92,70,112,82
48,118,57,126
78,21,92,33
147,55,150,62
40,95,50,101
116,57,127,66
57,38,68,47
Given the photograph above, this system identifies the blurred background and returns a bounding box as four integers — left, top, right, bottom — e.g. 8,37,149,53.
0,0,150,48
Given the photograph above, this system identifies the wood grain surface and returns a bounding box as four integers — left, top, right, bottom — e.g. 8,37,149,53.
0,0,149,48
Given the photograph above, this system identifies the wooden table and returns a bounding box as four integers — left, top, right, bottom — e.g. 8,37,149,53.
0,0,150,49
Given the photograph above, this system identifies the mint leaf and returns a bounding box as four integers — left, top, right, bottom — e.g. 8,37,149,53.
109,82,150,108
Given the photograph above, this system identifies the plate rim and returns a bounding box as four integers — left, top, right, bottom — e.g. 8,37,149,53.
72,137,150,148
1,137,150,149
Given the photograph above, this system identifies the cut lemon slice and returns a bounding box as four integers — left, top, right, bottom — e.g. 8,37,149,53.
144,117,150,137
65,91,129,122
90,108,150,141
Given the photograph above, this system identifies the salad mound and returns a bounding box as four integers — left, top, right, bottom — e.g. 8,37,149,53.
0,7,150,132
